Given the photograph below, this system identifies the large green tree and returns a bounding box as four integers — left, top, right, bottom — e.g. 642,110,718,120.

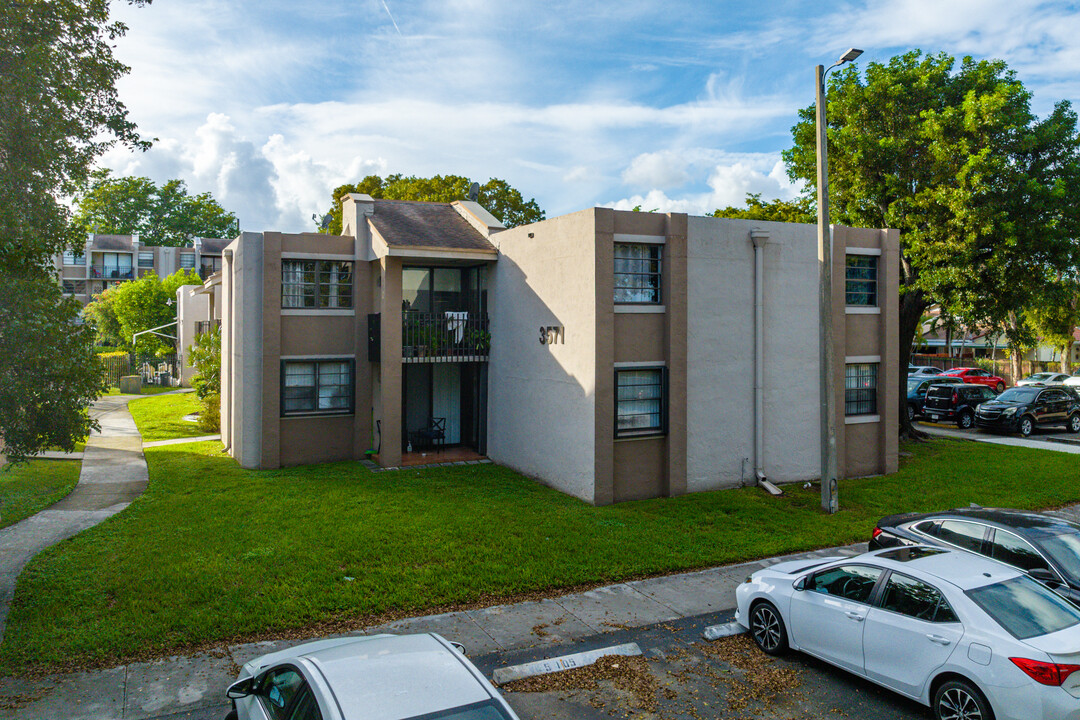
324,174,545,234
783,51,1080,431
712,193,815,224
0,0,149,460
85,269,201,354
73,170,237,246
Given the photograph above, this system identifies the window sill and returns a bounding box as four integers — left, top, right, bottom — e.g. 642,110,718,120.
615,431,666,441
281,308,355,316
844,414,880,425
281,412,355,419
615,305,666,314
845,306,880,315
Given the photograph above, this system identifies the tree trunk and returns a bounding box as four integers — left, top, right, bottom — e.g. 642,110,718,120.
898,290,930,439
1007,312,1022,384
1063,344,1072,374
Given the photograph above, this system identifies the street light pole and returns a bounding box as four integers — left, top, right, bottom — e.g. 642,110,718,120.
816,48,861,515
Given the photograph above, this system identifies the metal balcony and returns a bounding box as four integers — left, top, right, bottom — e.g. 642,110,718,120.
402,313,490,363
90,265,134,280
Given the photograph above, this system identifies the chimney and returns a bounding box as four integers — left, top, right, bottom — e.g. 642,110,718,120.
341,193,375,261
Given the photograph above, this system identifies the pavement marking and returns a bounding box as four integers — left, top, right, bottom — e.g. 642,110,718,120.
492,642,642,685
702,621,745,641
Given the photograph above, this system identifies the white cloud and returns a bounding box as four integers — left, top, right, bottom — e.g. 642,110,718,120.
622,151,692,190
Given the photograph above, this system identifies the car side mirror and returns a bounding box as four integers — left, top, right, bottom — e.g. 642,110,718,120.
793,576,807,592
226,677,256,700
1029,568,1060,586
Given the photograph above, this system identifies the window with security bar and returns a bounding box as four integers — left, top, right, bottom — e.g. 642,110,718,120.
614,243,662,304
282,260,352,309
615,367,667,437
845,255,878,306
281,360,354,416
845,363,878,415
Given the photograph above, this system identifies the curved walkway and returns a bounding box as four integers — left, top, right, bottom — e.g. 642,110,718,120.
0,395,147,641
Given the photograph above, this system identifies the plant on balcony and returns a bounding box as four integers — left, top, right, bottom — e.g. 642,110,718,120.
463,327,491,353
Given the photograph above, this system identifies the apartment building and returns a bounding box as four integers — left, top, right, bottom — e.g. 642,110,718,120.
54,234,230,306
219,195,899,504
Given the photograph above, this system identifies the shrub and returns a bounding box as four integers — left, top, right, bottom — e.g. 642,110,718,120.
197,393,220,433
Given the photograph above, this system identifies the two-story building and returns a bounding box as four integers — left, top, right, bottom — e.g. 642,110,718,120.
218,194,899,504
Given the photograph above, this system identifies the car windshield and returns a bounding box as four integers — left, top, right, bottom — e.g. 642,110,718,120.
908,378,927,392
1035,532,1080,586
997,388,1038,403
405,701,515,720
1027,374,1051,381
966,576,1080,640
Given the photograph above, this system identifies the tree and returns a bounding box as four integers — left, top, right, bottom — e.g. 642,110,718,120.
84,269,200,353
324,174,545,234
73,169,237,246
0,279,106,462
1024,277,1080,372
0,0,149,460
188,326,220,432
782,51,1080,435
711,193,816,224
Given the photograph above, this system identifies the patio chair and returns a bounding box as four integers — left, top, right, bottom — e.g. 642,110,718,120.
412,417,446,453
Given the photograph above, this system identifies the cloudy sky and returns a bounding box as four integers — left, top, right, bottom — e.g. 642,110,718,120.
101,0,1080,233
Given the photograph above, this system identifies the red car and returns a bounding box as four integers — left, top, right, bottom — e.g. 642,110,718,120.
941,366,1006,393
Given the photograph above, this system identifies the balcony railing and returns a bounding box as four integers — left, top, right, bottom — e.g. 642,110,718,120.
195,319,221,335
402,312,490,363
91,265,134,280
199,265,221,280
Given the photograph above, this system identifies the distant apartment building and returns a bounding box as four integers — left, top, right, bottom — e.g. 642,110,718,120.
217,195,899,504
54,233,230,306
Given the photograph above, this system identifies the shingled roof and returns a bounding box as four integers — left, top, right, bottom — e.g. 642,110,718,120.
368,200,496,253
91,234,135,251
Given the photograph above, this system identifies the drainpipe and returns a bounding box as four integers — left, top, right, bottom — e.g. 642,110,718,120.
752,230,782,496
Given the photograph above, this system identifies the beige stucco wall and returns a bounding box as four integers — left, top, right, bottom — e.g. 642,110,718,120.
488,209,599,503
176,285,210,387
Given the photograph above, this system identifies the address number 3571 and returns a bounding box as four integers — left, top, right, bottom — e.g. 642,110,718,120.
539,326,565,345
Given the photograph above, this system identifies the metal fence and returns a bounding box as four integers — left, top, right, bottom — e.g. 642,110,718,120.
134,352,179,385
99,353,131,387
910,354,1063,385
402,313,490,363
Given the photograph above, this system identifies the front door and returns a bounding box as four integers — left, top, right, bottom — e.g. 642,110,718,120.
788,564,883,674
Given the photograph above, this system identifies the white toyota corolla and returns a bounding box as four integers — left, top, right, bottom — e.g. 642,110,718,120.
735,546,1080,720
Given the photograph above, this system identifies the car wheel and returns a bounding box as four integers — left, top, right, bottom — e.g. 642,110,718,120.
749,600,788,656
1019,416,1034,437
225,712,238,720
907,404,915,421
957,411,974,429
934,678,994,720
1069,414,1080,434
995,382,1004,393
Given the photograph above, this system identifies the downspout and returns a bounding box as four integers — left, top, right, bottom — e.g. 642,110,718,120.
752,229,782,496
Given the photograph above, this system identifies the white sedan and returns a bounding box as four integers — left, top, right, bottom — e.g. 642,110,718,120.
735,546,1080,720
225,633,519,720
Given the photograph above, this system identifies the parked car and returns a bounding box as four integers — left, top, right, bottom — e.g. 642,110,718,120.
1065,370,1080,387
909,365,945,377
225,633,520,720
868,507,1080,605
922,383,998,428
1017,372,1071,387
736,545,1080,720
906,376,965,421
974,385,1080,436
940,366,1007,393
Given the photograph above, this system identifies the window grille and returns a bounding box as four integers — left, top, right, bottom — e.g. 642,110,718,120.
845,255,878,306
615,367,666,436
614,243,662,303
845,363,878,415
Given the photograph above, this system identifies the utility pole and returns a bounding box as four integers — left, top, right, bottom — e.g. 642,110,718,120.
815,48,861,514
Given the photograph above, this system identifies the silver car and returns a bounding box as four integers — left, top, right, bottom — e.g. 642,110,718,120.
225,633,519,720
1017,372,1071,387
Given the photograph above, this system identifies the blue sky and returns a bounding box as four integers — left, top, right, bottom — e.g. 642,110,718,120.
101,0,1080,233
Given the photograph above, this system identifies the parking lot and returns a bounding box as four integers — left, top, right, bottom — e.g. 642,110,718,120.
475,612,929,720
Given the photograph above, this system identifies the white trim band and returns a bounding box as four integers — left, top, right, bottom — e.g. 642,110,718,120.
281,309,355,317
845,307,881,315
845,355,881,363
280,354,356,360
845,247,882,256
615,305,666,314
614,360,667,368
613,233,665,245
281,252,356,260
845,414,881,425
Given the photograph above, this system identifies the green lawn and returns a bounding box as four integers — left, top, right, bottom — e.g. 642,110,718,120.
127,393,207,442
2,437,1079,673
0,460,81,530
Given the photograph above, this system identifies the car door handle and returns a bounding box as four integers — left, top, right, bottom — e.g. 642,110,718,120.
845,611,865,622
926,634,952,646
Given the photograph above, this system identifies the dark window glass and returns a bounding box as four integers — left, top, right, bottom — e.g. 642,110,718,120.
615,368,665,436
614,243,662,304
845,363,878,415
1037,531,1080,585
282,360,353,416
808,565,882,603
937,520,986,552
998,388,1039,403
261,668,305,720
914,520,941,538
879,573,956,622
991,531,1050,573
287,687,322,720
138,251,154,268
282,260,352,309
403,700,515,720
845,255,878,306
179,253,195,268
967,576,1080,640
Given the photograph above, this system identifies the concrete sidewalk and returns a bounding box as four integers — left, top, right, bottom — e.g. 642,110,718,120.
0,541,869,720
0,396,148,641
920,422,1080,453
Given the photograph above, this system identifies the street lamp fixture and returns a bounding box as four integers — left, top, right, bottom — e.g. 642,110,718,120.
816,47,862,515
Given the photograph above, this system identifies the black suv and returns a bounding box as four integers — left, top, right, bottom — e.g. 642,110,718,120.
974,385,1080,436
922,383,997,428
